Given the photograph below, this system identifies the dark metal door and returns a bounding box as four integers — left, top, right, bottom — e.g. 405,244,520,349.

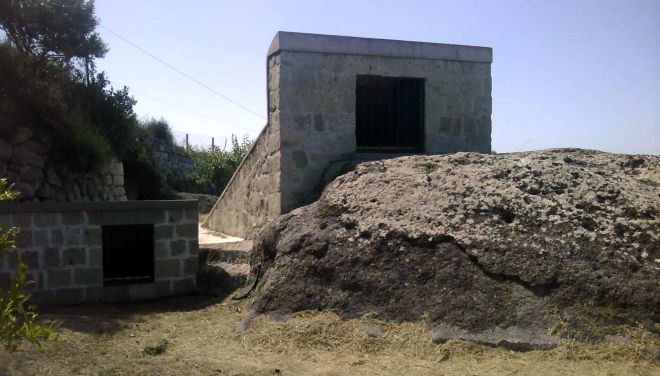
356,75,424,152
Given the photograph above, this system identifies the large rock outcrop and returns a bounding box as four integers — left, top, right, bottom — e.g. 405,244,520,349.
242,149,659,348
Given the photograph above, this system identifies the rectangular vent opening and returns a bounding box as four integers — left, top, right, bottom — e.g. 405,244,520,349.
102,224,154,286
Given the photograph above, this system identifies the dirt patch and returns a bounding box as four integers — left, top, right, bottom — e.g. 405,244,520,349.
1,296,658,375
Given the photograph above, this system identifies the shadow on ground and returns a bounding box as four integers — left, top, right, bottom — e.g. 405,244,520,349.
37,294,222,335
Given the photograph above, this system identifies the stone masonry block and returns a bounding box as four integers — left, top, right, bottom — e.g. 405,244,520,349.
55,288,84,304
155,241,170,259
172,277,195,295
15,229,32,247
0,215,11,230
28,290,56,304
43,247,61,268
62,211,87,226
87,247,102,266
83,228,102,246
62,248,86,266
183,257,198,275
188,239,198,255
86,286,127,302
167,210,185,224
64,228,82,246
74,267,102,286
12,213,33,228
50,229,64,246
155,259,182,279
155,224,174,238
170,240,186,256
17,250,39,270
48,269,72,288
34,213,60,227
32,229,50,247
184,209,198,221
175,223,197,238
88,210,166,225
126,282,170,301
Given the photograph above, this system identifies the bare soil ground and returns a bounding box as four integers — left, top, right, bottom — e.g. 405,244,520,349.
1,295,658,376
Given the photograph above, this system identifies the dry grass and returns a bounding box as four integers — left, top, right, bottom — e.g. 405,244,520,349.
1,296,658,375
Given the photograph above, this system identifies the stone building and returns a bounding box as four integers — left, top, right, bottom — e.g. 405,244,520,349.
205,31,493,238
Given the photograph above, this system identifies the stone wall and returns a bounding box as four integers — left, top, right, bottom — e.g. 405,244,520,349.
205,32,492,238
0,126,127,202
148,137,195,193
0,200,198,304
204,119,280,239
276,51,492,212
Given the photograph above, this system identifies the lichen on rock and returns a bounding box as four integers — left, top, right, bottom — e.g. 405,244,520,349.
242,148,659,348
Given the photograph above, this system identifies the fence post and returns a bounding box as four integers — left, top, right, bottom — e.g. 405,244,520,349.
212,137,215,151
185,134,189,151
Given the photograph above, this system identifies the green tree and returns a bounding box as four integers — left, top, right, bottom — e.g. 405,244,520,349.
0,179,58,351
0,0,107,64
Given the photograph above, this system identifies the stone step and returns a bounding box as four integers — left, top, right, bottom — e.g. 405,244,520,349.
196,261,250,297
198,240,253,265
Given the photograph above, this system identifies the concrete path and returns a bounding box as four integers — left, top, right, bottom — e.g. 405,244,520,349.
197,224,252,297
198,224,243,246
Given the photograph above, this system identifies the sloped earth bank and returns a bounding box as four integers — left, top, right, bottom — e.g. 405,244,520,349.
242,149,659,350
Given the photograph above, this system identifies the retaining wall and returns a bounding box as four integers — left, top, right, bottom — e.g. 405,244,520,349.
204,121,280,239
0,200,198,304
0,126,127,202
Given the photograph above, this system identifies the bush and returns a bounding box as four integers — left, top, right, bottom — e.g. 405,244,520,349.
0,42,136,171
142,117,175,147
186,135,252,194
122,126,176,200
0,178,58,351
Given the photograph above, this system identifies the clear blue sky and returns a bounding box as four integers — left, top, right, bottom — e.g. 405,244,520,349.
95,0,659,154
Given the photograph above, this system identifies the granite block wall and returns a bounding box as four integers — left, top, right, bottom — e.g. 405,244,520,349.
204,32,492,238
0,201,198,304
276,51,492,212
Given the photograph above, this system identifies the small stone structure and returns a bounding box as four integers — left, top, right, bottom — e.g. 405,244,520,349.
0,200,198,304
206,32,493,238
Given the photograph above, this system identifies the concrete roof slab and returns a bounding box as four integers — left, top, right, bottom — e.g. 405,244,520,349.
268,31,492,63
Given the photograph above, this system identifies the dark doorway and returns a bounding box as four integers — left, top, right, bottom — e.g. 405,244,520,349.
355,75,424,152
102,224,154,286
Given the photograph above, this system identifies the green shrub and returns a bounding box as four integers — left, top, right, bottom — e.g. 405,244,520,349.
0,178,58,351
142,117,175,147
186,135,252,194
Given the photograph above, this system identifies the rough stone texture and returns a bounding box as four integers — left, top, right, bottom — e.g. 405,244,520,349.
205,32,492,238
204,118,280,238
244,149,659,345
0,122,127,203
277,51,491,213
143,137,194,195
0,201,198,304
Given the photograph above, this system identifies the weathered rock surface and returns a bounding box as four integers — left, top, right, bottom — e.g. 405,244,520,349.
0,124,127,202
244,149,659,347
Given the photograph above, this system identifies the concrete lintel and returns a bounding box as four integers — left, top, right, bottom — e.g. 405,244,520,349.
0,200,198,214
268,31,492,63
